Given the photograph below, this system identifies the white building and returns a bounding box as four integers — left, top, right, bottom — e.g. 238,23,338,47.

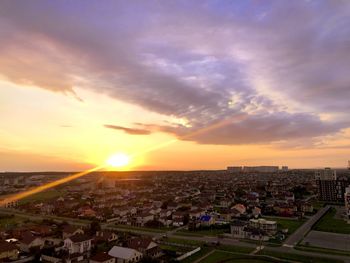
249,218,277,235
108,246,142,263
64,234,92,255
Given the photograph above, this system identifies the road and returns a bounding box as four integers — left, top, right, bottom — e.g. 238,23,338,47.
283,205,330,247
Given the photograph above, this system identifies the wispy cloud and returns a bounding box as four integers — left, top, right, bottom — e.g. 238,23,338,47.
104,124,151,135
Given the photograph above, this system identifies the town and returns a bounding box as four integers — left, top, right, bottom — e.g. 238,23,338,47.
0,165,349,263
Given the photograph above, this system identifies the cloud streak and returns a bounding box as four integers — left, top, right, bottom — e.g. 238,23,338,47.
104,124,151,135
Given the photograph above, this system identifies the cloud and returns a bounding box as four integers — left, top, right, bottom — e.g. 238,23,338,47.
0,1,350,145
104,124,151,135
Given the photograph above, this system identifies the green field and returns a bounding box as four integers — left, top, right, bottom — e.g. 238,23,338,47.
218,245,254,254
0,214,25,229
199,251,281,263
296,245,350,257
19,189,62,204
181,247,213,263
312,207,350,234
258,250,344,263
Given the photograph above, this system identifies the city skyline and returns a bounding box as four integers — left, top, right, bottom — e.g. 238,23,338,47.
1,1,350,171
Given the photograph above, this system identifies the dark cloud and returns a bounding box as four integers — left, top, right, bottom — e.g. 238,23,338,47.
104,124,151,135
0,1,349,145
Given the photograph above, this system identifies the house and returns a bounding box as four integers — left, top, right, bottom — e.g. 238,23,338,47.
108,246,143,263
19,232,44,252
249,218,277,236
127,237,161,258
252,207,261,218
232,204,246,215
135,213,154,227
189,209,205,219
95,230,118,243
63,225,84,239
200,215,215,226
0,240,19,260
230,220,271,241
64,234,92,256
90,252,115,263
230,220,247,239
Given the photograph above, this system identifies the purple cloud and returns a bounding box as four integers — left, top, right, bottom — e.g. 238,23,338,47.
0,1,349,145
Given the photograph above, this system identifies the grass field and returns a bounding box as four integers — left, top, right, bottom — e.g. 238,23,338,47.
181,247,213,263
258,250,344,263
312,207,350,234
0,214,25,228
199,251,281,263
296,244,350,257
19,189,62,204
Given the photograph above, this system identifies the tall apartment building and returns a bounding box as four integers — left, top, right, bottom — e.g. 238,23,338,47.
345,186,350,221
315,168,348,203
315,167,337,180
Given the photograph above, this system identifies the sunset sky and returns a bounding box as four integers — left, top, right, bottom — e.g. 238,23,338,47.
1,1,350,171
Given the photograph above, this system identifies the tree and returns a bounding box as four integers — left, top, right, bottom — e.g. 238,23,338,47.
90,220,101,234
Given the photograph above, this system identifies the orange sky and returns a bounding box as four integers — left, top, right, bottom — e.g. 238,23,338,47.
1,82,349,171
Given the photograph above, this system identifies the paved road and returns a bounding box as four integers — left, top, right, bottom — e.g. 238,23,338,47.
283,205,330,247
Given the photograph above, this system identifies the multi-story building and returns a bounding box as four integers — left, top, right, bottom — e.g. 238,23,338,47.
249,218,277,236
316,168,348,203
345,186,350,221
315,167,337,180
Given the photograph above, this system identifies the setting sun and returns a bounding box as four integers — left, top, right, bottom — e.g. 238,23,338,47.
106,153,130,168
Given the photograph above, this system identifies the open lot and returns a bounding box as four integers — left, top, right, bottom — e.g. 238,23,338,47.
301,230,350,251
312,207,350,234
19,189,62,204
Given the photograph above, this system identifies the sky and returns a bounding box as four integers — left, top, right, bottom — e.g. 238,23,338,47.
1,0,350,171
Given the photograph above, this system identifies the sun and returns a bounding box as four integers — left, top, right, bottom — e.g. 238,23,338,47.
106,153,130,168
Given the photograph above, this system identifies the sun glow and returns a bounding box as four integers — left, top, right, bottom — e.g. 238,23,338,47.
106,153,131,168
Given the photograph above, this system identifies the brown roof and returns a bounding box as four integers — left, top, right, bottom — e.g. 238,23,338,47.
69,234,92,243
20,231,38,245
127,237,154,250
0,240,18,253
90,252,114,262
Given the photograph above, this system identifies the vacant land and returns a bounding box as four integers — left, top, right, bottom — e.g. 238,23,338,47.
313,207,350,234
0,214,25,228
19,189,62,204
